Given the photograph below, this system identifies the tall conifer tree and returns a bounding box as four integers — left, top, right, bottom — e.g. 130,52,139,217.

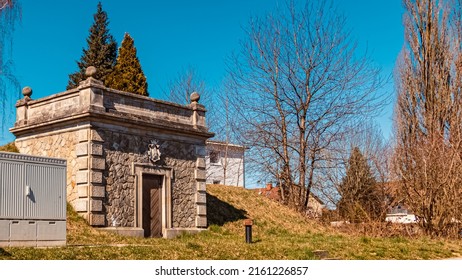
106,33,148,96
67,2,117,89
337,147,382,222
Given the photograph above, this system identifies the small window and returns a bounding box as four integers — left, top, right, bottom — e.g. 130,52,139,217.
209,151,219,163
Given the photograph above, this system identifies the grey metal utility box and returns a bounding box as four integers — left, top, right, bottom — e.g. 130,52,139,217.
0,152,66,247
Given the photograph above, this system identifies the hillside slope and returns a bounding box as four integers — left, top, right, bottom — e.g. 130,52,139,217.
207,184,325,235
1,185,461,259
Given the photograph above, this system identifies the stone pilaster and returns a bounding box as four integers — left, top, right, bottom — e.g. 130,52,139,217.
88,129,106,226
75,129,90,221
194,156,207,228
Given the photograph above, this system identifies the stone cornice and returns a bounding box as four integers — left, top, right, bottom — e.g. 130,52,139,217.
131,162,174,176
103,87,205,112
20,88,80,107
206,140,247,150
0,152,66,166
10,111,215,139
11,81,212,138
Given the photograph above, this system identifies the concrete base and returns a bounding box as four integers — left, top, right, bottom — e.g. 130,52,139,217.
99,227,207,239
0,240,66,247
164,228,207,239
99,227,145,237
36,240,66,247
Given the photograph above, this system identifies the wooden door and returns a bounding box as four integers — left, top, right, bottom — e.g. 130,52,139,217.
142,174,162,237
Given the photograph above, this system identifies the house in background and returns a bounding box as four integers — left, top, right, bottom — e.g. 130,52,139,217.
205,140,246,187
385,203,418,224
381,181,418,224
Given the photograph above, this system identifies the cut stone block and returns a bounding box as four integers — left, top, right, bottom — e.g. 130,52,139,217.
197,204,207,216
195,169,206,181
90,171,103,184
195,191,206,204
76,171,89,184
90,157,105,170
90,129,104,142
76,143,88,156
197,181,206,191
90,143,103,156
77,185,88,198
90,214,106,226
195,216,207,228
77,129,89,143
90,185,105,198
196,158,206,169
90,199,103,212
77,156,88,170
74,199,88,212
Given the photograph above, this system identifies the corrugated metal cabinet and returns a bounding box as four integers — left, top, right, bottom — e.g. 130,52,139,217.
0,152,66,247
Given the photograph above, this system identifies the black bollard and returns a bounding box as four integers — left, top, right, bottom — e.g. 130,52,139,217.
244,219,253,243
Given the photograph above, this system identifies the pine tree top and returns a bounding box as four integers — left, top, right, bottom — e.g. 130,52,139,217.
67,2,117,89
106,33,149,96
341,147,377,193
338,146,381,222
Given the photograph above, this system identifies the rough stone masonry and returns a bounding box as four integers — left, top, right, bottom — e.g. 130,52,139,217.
10,67,214,238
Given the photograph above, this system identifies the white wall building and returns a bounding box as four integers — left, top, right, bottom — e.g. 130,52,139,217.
385,205,418,224
205,141,246,187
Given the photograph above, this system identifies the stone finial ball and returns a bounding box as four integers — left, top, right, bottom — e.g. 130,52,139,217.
22,86,32,98
85,66,97,77
190,92,200,103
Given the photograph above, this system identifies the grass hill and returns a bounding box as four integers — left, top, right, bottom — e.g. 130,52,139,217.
1,184,461,259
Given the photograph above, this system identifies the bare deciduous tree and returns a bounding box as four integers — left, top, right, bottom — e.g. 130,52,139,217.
316,121,392,213
165,68,245,187
394,0,462,237
228,0,386,211
163,67,220,132
164,67,207,105
0,0,20,139
0,0,14,10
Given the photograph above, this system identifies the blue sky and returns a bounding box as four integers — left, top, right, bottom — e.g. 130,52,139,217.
0,0,404,144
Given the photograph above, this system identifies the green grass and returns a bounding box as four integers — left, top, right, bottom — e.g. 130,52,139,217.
1,184,461,259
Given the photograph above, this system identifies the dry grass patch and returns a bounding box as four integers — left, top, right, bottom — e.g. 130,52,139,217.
0,142,19,153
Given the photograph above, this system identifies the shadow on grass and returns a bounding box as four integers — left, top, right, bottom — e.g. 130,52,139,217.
0,248,11,257
207,193,247,226
250,238,262,244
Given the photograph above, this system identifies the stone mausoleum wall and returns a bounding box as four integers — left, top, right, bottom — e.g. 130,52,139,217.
14,129,80,203
101,131,199,228
10,70,213,238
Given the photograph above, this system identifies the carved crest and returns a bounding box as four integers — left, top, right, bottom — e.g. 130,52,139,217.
148,140,161,163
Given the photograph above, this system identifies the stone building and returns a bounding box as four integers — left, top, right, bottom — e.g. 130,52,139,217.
205,140,246,187
10,68,214,238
